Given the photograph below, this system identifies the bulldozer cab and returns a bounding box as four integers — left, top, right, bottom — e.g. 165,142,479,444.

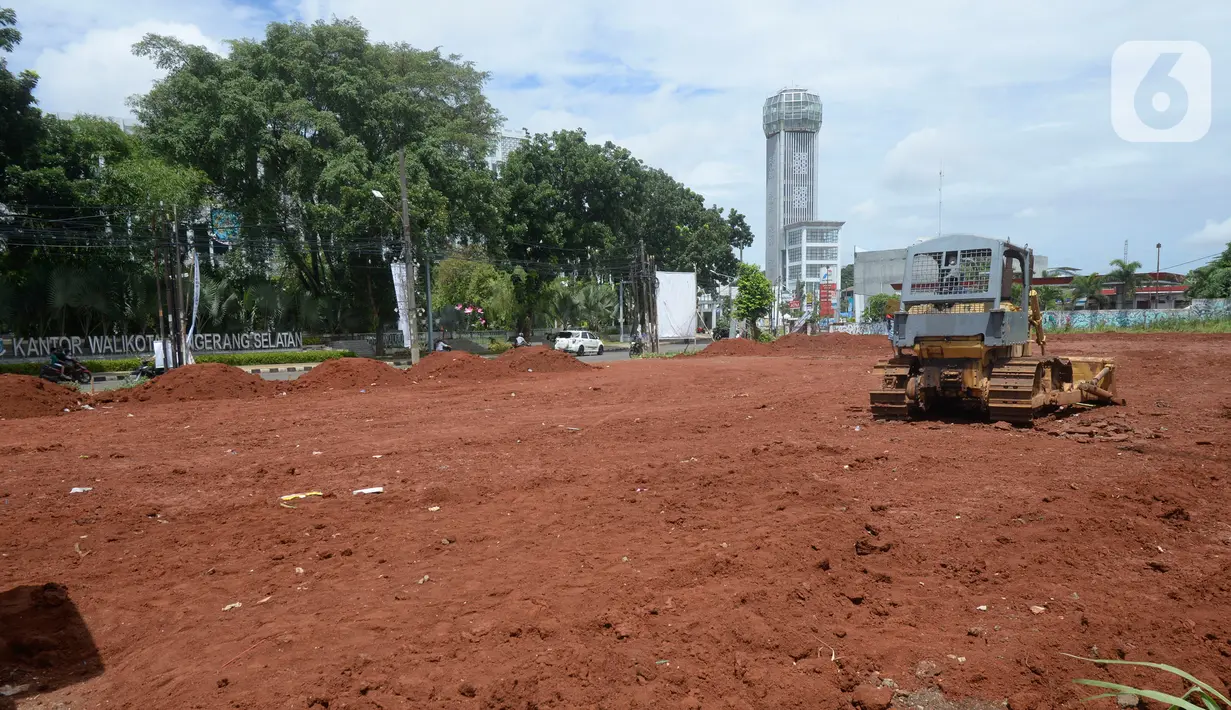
891,235,1031,349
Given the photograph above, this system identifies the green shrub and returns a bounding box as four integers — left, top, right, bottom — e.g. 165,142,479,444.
0,350,355,376
196,350,354,367
488,339,512,354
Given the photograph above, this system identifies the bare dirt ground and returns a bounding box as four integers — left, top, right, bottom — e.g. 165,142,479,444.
1,333,1229,710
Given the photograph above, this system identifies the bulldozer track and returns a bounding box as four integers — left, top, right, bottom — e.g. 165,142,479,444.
870,356,915,420
987,358,1042,425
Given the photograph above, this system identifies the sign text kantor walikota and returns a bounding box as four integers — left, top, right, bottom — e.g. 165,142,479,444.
7,332,303,358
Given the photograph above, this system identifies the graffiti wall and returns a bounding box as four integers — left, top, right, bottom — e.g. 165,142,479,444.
1041,300,1231,331
831,322,889,336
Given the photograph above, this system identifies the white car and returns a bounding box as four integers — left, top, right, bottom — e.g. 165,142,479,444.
553,330,604,356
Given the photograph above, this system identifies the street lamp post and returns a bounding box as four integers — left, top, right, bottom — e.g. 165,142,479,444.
372,152,420,365
1154,243,1161,310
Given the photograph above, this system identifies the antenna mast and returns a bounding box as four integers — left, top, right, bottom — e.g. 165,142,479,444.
937,164,944,238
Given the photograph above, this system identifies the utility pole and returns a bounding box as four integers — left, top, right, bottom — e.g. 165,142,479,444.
1155,242,1162,310
172,206,186,366
648,254,659,353
152,214,167,371
399,148,420,365
618,280,625,342
424,258,435,351
171,211,185,368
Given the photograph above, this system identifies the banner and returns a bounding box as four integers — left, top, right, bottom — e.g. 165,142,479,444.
184,251,200,365
390,262,412,347
6,332,303,358
656,271,697,339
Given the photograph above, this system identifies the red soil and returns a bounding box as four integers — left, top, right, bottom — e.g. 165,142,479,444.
770,332,889,357
698,337,775,356
411,351,501,381
2,332,1229,709
0,374,84,419
294,357,409,393
126,362,276,404
496,345,593,373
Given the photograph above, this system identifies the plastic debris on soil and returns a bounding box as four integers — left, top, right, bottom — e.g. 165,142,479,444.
295,357,409,392
0,374,84,419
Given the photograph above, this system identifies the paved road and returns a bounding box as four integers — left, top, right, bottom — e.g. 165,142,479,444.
88,342,702,392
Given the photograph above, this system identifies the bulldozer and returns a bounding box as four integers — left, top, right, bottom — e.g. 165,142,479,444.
869,235,1122,425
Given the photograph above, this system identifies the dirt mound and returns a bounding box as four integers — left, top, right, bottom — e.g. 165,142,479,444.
128,363,275,403
0,375,83,419
771,332,889,356
698,337,774,357
412,351,500,381
295,357,408,392
497,345,593,373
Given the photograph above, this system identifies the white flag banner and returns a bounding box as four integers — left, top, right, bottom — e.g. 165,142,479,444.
184,251,200,365
390,262,412,347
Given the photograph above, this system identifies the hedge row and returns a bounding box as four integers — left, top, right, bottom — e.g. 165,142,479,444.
0,350,355,376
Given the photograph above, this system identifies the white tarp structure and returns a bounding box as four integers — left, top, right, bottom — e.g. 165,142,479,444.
390,262,412,347
655,270,697,339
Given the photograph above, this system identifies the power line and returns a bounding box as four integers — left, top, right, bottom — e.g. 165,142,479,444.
1162,251,1224,272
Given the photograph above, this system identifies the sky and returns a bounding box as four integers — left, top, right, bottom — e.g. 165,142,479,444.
6,0,1231,275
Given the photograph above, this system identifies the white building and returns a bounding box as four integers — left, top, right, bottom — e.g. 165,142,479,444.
763,88,824,292
487,132,529,175
781,220,843,295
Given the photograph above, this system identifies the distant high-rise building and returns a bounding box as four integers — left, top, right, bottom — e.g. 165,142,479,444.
487,131,529,175
764,88,834,295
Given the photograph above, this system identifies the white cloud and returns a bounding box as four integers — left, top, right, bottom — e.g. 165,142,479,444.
9,0,1231,273
1186,217,1231,247
32,21,223,119
850,199,877,218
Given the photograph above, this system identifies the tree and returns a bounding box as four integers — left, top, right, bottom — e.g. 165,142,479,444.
1185,242,1231,299
840,263,854,291
732,263,773,339
131,18,501,334
1033,285,1066,310
726,209,754,253
495,128,747,332
1106,258,1143,309
435,246,503,313
1069,274,1108,310
0,8,41,195
861,293,895,322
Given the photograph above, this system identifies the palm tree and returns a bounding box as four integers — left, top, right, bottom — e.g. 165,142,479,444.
1069,273,1108,310
576,282,618,331
1033,285,1066,310
1106,259,1143,309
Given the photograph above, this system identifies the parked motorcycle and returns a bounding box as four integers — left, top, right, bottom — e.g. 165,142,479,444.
628,339,644,358
40,355,92,385
127,358,159,383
